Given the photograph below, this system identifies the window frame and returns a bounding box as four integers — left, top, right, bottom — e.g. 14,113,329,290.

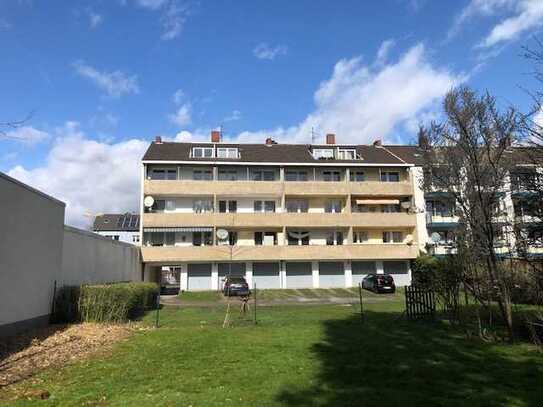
192,147,214,158
216,147,239,159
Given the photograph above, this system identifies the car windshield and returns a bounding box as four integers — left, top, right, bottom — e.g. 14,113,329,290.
228,278,245,283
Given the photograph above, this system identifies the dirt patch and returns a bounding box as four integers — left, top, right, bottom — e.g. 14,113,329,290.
0,322,134,392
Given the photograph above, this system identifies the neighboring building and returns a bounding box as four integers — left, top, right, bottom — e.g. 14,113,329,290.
140,131,427,291
93,213,141,245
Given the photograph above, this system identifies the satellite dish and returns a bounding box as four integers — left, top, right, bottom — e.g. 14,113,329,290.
216,228,229,240
400,201,411,210
430,232,441,243
405,234,413,244
144,196,155,207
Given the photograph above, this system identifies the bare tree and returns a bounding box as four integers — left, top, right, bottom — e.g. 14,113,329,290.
421,86,522,339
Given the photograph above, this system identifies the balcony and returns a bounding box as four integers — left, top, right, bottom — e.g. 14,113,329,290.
142,212,417,228
144,179,413,197
141,243,419,263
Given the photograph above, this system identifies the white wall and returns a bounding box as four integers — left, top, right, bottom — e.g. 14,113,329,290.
0,172,65,336
61,226,141,286
96,230,140,245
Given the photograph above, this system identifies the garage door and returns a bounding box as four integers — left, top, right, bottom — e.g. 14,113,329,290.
352,261,376,287
253,262,280,289
218,263,246,289
286,262,312,288
319,262,345,288
187,263,212,291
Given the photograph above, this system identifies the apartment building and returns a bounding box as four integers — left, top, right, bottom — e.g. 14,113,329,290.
93,213,141,245
140,131,427,291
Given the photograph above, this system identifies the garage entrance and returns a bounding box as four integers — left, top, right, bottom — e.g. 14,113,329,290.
285,262,312,288
352,261,376,286
187,263,212,291
218,263,246,290
253,262,280,289
319,262,344,288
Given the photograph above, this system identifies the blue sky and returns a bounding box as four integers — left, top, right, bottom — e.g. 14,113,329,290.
1,0,542,226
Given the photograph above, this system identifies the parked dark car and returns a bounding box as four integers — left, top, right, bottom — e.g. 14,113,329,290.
223,276,250,296
362,274,396,293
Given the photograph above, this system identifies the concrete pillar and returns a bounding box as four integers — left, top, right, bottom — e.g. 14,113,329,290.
376,260,384,274
245,262,253,288
345,168,350,183
280,261,286,288
280,167,285,181
180,263,188,291
344,260,352,287
312,261,319,288
407,260,412,286
211,263,219,290
143,264,152,282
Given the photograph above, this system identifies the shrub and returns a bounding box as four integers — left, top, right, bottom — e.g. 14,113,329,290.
54,282,159,323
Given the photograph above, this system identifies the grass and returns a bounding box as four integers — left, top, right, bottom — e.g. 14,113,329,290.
2,292,543,406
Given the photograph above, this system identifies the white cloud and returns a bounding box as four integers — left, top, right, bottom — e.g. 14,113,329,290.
253,43,288,60
169,103,191,126
376,39,395,65
172,88,185,104
3,126,50,145
88,10,103,29
224,110,242,122
73,61,140,98
232,43,460,145
131,0,191,40
449,0,543,47
7,122,148,228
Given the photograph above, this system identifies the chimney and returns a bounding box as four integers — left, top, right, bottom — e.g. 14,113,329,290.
265,137,275,145
155,136,162,144
326,133,336,145
373,139,382,147
211,130,221,143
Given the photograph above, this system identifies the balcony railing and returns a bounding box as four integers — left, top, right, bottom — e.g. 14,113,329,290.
141,243,419,263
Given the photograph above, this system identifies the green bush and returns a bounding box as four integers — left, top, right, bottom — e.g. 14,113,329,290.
54,282,159,323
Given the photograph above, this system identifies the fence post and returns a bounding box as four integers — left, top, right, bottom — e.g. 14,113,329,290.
358,282,364,323
254,283,257,325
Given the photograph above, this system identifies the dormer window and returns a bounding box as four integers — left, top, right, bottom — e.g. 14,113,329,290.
338,149,356,160
217,147,239,158
313,148,334,159
192,147,214,158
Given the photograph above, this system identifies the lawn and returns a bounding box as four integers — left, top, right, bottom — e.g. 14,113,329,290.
2,292,543,406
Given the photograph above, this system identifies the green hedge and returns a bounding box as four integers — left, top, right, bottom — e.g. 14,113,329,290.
54,282,159,323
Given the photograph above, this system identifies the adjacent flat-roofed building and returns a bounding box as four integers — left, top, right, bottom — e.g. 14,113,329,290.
140,131,427,291
93,213,140,245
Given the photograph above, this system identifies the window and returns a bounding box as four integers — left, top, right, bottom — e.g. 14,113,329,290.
132,235,140,243
193,231,212,246
380,171,400,182
338,149,356,160
192,169,213,180
112,235,120,241
323,171,341,181
350,171,365,182
192,147,214,158
325,199,342,213
382,204,401,213
254,200,276,213
218,169,238,181
353,231,368,244
228,231,238,246
219,200,237,213
511,171,539,191
287,230,310,246
326,231,343,246
217,147,239,158
148,168,177,180
285,170,308,181
286,199,309,213
165,232,175,246
252,169,276,181
150,200,166,212
254,232,277,246
383,231,403,243
384,261,408,275
193,199,213,213
313,149,335,159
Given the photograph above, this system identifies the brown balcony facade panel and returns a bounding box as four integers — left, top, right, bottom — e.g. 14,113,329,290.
142,212,417,228
141,244,419,264
144,180,413,198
